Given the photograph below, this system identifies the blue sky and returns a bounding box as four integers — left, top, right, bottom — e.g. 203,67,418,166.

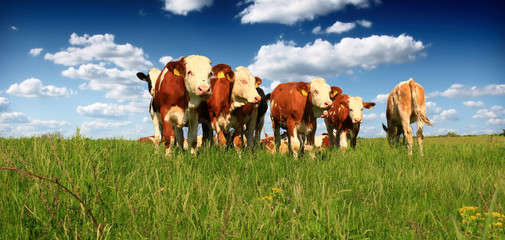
1,0,504,139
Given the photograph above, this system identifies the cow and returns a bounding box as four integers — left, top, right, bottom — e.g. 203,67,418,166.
151,55,213,155
382,78,433,156
270,78,338,158
324,93,375,152
137,68,162,144
199,64,261,151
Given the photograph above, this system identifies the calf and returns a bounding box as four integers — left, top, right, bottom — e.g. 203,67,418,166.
325,93,375,152
200,64,261,151
152,55,213,155
270,78,337,158
382,78,433,156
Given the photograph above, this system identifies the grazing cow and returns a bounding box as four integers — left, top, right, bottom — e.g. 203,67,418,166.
200,64,261,151
270,78,338,158
382,78,433,156
152,55,213,155
325,93,375,152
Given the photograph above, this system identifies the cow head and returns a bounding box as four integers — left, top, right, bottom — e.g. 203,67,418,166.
347,96,375,124
136,68,161,97
231,66,261,109
183,55,213,107
305,78,333,117
212,64,234,83
330,86,342,100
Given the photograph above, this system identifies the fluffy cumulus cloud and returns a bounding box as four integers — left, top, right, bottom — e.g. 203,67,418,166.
29,48,44,56
44,33,152,70
463,100,484,109
373,93,388,104
429,83,505,99
0,97,10,112
77,101,146,119
248,34,425,81
238,0,372,25
163,0,213,15
432,109,459,123
0,112,68,137
473,106,505,121
313,19,372,34
6,78,75,98
159,56,174,65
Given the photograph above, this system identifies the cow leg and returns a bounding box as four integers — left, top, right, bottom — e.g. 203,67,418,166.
162,119,175,155
287,120,300,159
338,129,348,153
273,122,281,153
187,109,199,155
174,126,184,149
152,109,163,152
245,107,258,147
202,121,213,145
324,118,335,148
255,116,264,147
232,112,245,152
402,121,413,155
417,120,425,156
350,124,360,149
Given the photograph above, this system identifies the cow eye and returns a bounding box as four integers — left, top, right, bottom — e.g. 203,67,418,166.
313,90,318,94
187,71,193,75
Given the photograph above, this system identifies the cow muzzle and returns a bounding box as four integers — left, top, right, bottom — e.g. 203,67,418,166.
352,118,362,124
197,86,212,99
323,101,333,109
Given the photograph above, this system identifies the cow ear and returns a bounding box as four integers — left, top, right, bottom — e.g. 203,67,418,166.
296,83,310,97
255,77,262,88
227,71,234,82
382,123,388,132
330,86,342,100
364,102,376,109
136,72,148,82
165,61,185,77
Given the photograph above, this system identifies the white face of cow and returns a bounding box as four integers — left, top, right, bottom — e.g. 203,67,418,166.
231,66,261,109
147,68,161,96
348,96,365,124
184,55,213,102
310,78,333,117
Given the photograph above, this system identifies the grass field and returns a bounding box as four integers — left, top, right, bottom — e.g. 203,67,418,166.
1,133,504,239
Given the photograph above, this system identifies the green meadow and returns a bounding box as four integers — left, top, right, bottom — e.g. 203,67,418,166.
1,133,504,239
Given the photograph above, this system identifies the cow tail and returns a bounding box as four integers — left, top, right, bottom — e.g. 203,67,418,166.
409,79,433,127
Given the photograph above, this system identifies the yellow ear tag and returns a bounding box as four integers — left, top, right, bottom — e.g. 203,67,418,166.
340,104,346,109
173,68,180,76
217,71,225,79
333,90,339,96
301,90,308,96
366,105,373,109
255,83,259,88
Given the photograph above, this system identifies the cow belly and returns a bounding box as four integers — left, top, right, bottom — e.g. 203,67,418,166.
165,106,185,128
296,121,312,136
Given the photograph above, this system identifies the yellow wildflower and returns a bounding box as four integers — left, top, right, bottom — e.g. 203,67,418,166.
495,222,503,227
462,220,467,224
470,216,476,220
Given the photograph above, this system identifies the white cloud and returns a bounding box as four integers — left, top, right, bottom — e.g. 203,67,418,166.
0,97,9,112
326,21,356,34
432,109,458,123
373,93,388,104
0,112,30,123
11,26,17,31
357,19,372,28
312,26,322,34
429,83,505,99
6,78,75,98
162,0,213,15
142,117,151,123
80,120,132,134
77,101,147,119
248,34,425,81
363,113,377,120
238,0,372,25
29,48,44,56
62,63,149,102
486,119,505,125
44,33,152,70
463,100,484,109
426,101,442,115
473,106,505,119
0,112,68,137
159,56,174,65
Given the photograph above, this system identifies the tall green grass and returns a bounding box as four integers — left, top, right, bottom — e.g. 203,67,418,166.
1,134,504,239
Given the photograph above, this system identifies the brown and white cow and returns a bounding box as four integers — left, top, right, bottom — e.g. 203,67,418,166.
324,93,375,152
152,55,213,155
137,68,162,144
382,78,433,156
199,64,261,151
270,78,337,158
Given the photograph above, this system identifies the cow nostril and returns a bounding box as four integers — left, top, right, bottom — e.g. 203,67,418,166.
254,96,261,102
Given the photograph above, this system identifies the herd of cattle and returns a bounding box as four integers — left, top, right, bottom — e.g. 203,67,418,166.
136,55,433,158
